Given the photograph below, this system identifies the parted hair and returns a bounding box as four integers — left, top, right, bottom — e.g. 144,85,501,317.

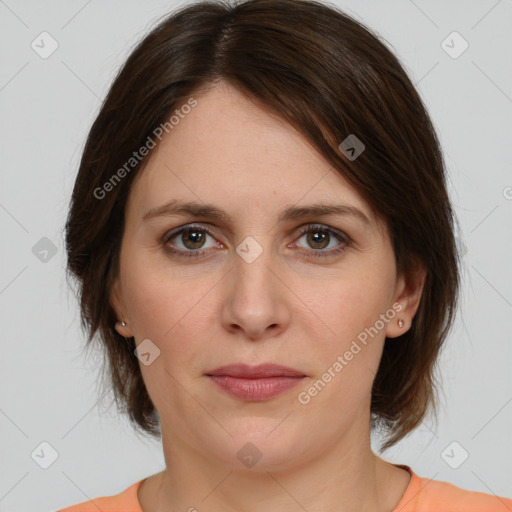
65,0,461,451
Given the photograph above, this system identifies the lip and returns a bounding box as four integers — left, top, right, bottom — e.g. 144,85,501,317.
206,363,306,378
206,363,307,401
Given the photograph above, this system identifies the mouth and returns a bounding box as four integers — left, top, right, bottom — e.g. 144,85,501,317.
206,363,307,401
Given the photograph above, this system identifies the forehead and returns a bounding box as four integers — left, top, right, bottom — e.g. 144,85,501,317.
126,82,382,233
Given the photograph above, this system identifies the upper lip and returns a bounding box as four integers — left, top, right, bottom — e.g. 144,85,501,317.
206,363,306,378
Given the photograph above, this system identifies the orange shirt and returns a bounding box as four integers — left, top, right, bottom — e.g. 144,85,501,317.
57,465,512,512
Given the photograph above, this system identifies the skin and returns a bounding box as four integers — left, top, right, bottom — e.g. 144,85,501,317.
111,80,426,512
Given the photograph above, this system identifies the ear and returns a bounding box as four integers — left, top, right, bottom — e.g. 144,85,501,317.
110,277,133,338
386,258,426,338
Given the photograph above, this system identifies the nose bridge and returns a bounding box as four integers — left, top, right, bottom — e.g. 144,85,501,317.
222,233,288,338
233,234,276,292
236,234,267,266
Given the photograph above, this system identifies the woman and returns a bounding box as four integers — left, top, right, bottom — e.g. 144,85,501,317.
59,0,512,510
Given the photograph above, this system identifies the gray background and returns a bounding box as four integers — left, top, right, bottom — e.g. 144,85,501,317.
0,0,511,510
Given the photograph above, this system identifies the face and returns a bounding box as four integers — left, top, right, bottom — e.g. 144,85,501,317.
111,81,422,471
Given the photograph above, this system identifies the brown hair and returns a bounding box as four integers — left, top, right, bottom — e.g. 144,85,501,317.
65,0,461,452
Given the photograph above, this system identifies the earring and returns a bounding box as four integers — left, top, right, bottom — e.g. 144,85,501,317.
115,321,131,342
397,318,404,328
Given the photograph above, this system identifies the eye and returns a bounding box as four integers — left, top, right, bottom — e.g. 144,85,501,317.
163,225,219,258
162,223,351,259
293,224,350,258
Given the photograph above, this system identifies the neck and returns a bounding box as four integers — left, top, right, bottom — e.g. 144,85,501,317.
139,414,407,512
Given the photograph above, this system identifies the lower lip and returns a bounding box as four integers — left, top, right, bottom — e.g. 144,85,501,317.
207,375,305,401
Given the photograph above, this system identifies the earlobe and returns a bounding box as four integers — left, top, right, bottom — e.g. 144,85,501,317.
115,320,131,338
386,309,408,339
110,279,133,338
386,261,427,339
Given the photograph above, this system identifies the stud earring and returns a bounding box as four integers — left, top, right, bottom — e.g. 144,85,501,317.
397,318,404,328
114,321,131,342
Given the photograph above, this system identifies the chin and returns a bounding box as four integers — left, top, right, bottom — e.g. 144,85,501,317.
201,425,308,472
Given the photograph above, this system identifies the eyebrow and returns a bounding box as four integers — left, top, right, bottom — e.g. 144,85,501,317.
142,200,372,227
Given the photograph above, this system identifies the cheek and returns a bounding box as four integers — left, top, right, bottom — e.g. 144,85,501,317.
318,272,390,336
123,273,215,413
297,281,388,424
123,267,219,360
306,272,391,381
121,250,191,332
124,276,176,338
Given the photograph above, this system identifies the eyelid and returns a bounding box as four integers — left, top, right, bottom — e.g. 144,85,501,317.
291,223,351,254
163,222,349,240
163,224,220,246
162,222,351,257
295,223,350,242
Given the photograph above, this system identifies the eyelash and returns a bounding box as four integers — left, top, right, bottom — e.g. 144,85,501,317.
162,223,351,259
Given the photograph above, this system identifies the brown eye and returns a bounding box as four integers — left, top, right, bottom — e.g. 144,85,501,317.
178,228,207,250
295,224,350,258
304,229,330,250
164,225,218,257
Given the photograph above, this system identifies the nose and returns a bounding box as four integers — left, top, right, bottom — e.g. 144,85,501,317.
220,242,291,341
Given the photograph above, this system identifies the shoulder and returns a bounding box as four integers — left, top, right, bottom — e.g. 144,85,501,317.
56,479,143,512
395,466,512,512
